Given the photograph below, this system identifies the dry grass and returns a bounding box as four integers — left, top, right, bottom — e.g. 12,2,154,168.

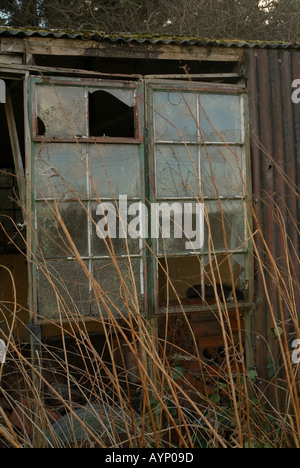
0,85,299,448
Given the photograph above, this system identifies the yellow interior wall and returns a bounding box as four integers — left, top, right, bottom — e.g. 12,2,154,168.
0,254,29,340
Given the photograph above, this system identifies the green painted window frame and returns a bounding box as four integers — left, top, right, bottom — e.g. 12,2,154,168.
29,76,146,323
28,76,253,323
146,79,253,315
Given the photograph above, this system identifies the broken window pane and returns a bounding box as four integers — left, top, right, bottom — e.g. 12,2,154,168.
154,91,198,142
204,200,246,253
155,145,200,198
37,259,91,320
200,94,242,143
203,254,247,301
36,85,88,138
158,254,247,307
89,88,136,108
89,144,142,198
89,89,135,138
201,145,245,198
91,257,142,316
158,256,203,306
36,201,89,258
34,144,88,200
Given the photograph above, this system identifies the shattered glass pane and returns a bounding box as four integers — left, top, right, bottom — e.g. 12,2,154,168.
34,144,88,200
155,145,200,198
204,200,247,253
89,89,135,137
36,201,89,258
158,256,203,304
203,253,247,300
37,85,88,138
201,145,245,197
91,257,142,316
200,94,242,143
89,88,135,107
89,144,142,198
154,91,198,142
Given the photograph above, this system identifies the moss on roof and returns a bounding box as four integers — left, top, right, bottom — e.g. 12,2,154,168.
0,26,299,49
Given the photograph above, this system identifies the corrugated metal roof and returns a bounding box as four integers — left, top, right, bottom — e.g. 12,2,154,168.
0,26,300,50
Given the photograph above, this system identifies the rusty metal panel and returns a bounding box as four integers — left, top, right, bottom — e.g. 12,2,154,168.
246,49,300,382
157,309,245,402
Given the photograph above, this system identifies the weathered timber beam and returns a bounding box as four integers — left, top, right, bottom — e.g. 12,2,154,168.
0,61,142,78
0,53,23,65
0,36,244,62
5,89,26,206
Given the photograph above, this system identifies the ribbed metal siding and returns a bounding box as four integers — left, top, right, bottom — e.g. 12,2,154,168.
247,49,300,382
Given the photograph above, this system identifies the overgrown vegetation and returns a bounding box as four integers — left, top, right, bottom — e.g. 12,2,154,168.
0,0,300,43
0,83,299,448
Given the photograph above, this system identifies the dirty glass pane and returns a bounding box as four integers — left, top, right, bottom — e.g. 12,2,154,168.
37,259,91,320
203,253,247,301
91,201,141,257
204,200,246,253
89,88,135,107
157,201,204,256
155,145,200,198
36,85,88,138
154,91,198,142
201,146,245,197
91,257,142,317
200,94,242,143
34,144,88,200
36,201,89,258
89,144,142,198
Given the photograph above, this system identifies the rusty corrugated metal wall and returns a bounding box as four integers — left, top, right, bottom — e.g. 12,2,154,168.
247,49,300,383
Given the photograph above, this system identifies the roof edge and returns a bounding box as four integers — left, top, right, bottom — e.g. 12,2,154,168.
0,26,299,50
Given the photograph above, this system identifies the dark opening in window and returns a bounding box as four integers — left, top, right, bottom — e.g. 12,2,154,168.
158,254,246,308
89,90,135,138
37,116,46,136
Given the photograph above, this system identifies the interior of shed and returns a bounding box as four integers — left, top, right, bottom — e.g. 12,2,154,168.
0,51,245,335
0,52,248,434
0,79,28,342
